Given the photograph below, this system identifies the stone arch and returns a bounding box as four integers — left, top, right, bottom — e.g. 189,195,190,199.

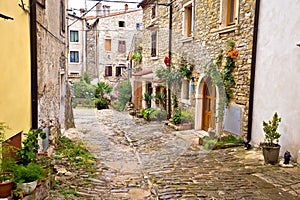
194,74,220,132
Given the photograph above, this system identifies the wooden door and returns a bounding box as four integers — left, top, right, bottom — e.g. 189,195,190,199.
202,80,215,131
133,81,142,109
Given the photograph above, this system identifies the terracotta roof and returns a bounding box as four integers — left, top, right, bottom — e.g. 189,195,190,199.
132,70,153,76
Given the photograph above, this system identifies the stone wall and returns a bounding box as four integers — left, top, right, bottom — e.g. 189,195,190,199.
86,27,99,80
96,9,143,83
36,0,74,143
140,0,256,138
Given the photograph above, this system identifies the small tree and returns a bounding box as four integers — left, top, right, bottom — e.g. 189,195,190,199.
111,80,132,111
94,82,112,110
262,112,281,146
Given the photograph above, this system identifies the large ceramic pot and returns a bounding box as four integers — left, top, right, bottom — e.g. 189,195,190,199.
262,145,280,165
18,180,38,194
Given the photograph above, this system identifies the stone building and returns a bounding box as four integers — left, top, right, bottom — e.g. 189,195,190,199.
92,4,143,83
67,13,87,82
36,0,74,143
250,0,300,162
136,0,256,139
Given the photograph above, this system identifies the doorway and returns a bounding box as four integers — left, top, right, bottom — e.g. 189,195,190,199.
202,78,216,131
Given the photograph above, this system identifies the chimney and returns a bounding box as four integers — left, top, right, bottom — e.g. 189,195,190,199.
125,4,128,11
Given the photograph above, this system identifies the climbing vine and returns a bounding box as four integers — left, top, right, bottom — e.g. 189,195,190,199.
203,40,239,134
223,40,239,100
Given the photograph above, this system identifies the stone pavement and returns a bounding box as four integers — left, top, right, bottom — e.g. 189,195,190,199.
50,108,300,199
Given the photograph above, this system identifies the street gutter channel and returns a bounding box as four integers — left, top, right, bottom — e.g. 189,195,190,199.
123,130,159,199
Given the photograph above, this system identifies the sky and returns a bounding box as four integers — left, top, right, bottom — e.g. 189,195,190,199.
68,0,141,16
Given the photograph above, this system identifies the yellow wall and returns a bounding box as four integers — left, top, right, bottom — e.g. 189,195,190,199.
0,0,31,139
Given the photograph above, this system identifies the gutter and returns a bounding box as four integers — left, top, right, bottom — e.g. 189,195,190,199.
245,0,261,150
30,0,38,129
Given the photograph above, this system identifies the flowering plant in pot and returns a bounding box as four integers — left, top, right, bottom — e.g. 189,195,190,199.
261,112,281,165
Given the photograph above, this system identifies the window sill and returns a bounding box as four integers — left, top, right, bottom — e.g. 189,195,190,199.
180,36,193,43
151,56,158,60
212,24,240,34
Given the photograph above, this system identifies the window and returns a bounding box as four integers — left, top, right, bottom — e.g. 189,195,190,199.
105,66,112,76
116,65,126,76
119,21,125,27
220,0,238,27
70,51,79,63
227,0,236,25
70,31,79,42
183,1,194,37
151,31,157,57
118,41,126,53
151,4,157,20
60,0,65,33
105,39,111,51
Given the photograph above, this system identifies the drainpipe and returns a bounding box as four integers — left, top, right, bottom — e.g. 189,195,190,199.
245,0,261,150
30,0,38,129
167,1,173,119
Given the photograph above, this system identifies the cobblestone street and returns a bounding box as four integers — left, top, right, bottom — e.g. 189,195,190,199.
50,108,300,199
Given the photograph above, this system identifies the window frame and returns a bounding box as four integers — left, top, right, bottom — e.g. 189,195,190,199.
105,66,113,77
150,30,158,58
70,30,79,42
115,65,126,77
118,21,125,27
151,3,157,21
60,0,65,33
69,51,79,63
219,0,239,28
182,1,194,38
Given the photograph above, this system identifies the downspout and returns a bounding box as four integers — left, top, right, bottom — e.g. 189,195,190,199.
245,0,261,150
30,0,38,129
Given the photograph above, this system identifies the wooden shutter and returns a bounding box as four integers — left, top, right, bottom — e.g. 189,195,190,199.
105,66,112,76
118,41,126,53
105,39,111,51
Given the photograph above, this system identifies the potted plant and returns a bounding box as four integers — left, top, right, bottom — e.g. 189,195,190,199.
12,163,45,194
261,112,282,165
0,122,14,198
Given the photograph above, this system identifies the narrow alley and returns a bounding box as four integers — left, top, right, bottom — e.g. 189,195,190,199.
49,108,300,200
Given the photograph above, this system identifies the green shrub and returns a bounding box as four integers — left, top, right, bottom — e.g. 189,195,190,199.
150,109,167,121
140,108,155,121
94,98,110,110
73,80,95,99
172,108,192,125
12,163,45,183
111,80,132,111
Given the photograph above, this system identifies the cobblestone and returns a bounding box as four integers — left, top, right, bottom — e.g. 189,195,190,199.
49,108,300,199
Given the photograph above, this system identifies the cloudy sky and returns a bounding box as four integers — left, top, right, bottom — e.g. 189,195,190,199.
68,0,141,16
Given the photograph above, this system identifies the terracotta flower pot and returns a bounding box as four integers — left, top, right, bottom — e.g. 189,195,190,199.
0,177,13,197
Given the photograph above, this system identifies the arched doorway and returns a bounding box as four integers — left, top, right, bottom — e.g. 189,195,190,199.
195,76,217,131
202,78,216,131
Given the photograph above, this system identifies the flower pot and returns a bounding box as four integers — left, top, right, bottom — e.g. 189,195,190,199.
0,179,13,198
18,180,38,194
262,145,280,165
